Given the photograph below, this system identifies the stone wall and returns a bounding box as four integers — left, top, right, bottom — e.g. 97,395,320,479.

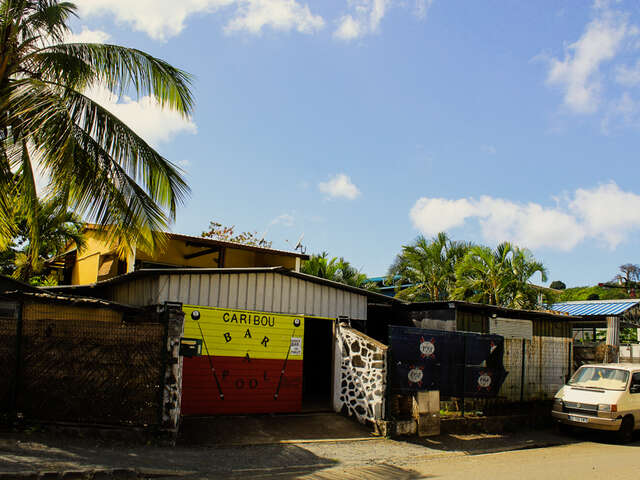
146,302,185,444
161,303,184,443
333,323,387,424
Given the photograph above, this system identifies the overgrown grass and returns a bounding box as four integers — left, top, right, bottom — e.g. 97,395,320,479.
555,285,630,302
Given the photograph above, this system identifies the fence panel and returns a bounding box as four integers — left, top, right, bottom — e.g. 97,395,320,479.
16,303,165,426
0,302,18,414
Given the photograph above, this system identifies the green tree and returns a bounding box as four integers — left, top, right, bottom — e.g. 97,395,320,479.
453,242,547,309
7,194,84,283
201,221,272,248
549,280,566,290
387,232,471,302
0,0,193,270
301,252,376,290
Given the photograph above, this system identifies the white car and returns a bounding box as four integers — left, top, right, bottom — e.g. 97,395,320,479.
552,363,640,442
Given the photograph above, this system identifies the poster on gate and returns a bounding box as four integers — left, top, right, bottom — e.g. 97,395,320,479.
388,326,508,397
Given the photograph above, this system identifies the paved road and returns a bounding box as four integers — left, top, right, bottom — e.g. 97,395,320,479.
1,428,640,479
394,441,640,480
224,433,640,480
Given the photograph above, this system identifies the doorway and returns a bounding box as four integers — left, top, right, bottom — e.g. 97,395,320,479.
302,318,335,412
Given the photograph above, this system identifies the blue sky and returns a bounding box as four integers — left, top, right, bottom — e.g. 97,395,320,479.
68,0,640,287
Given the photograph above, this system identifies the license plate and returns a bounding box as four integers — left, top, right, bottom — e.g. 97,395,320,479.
568,415,589,423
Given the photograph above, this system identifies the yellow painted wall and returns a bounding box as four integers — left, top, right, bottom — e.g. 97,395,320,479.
183,305,304,360
71,252,100,285
67,230,301,285
136,240,221,268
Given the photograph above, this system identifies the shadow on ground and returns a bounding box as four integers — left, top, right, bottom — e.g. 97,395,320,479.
179,412,375,446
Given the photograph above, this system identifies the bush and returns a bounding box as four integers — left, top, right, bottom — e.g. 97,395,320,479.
550,280,566,290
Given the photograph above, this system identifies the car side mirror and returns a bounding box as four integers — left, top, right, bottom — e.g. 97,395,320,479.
631,384,640,394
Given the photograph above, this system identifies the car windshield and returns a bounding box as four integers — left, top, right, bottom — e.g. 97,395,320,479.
569,366,629,391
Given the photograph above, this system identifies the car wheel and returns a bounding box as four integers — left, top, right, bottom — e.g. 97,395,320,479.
616,416,634,444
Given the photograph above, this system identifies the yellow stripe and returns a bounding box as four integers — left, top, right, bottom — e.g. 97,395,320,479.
183,305,304,360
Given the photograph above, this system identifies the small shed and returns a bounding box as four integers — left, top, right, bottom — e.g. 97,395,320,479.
375,301,578,401
551,299,640,364
47,267,395,417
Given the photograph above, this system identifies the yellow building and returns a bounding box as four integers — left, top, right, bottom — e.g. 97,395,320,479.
51,226,309,286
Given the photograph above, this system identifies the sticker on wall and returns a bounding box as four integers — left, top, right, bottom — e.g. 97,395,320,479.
407,365,424,387
477,371,492,391
419,336,436,359
290,337,302,356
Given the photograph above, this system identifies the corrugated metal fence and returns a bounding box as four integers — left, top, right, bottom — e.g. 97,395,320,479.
0,301,169,426
501,337,572,401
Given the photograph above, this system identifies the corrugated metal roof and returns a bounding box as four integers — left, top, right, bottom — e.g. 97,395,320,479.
46,267,402,304
0,290,142,312
550,299,640,316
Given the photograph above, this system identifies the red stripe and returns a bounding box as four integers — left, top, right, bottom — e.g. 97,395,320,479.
182,356,303,415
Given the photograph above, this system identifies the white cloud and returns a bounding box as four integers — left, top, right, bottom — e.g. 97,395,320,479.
570,182,640,248
409,182,640,251
481,144,497,154
615,60,640,86
334,0,390,41
64,27,111,44
85,85,198,147
75,0,323,41
270,213,295,227
225,0,324,34
545,6,634,114
414,0,434,20
318,173,361,200
601,91,639,133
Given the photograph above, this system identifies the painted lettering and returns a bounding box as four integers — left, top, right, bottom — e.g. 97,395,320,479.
235,379,245,389
253,315,260,325
222,370,229,380
261,336,269,348
230,313,238,323
244,328,252,339
223,332,232,343
264,370,269,381
240,313,247,323
244,352,251,363
223,312,230,322
249,378,258,389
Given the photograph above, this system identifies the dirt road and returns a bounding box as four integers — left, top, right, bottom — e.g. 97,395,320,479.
1,428,639,479
225,433,640,480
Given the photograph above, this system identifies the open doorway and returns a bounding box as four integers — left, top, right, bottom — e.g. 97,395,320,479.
302,318,335,412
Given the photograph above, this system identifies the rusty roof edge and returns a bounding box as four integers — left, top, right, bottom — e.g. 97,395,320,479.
0,290,143,312
405,300,582,320
45,267,403,304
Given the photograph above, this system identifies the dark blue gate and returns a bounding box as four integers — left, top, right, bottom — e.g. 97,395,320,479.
389,326,508,397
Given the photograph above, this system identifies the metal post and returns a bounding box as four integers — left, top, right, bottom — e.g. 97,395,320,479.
461,335,466,418
520,338,526,403
12,302,23,420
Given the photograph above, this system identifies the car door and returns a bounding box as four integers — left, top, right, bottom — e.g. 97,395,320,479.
629,372,640,429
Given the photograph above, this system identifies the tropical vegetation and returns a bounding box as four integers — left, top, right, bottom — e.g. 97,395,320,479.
387,233,549,309
386,232,471,302
0,0,193,275
301,252,377,290
453,242,547,309
4,193,84,284
201,221,272,248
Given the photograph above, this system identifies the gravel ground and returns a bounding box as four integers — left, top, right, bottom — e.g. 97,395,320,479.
0,428,572,478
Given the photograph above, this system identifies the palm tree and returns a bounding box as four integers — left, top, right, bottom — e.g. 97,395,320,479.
9,193,84,282
0,0,193,269
387,232,470,302
301,252,377,290
453,242,547,309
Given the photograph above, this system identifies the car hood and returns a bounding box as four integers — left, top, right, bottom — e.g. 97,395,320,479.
559,386,622,404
